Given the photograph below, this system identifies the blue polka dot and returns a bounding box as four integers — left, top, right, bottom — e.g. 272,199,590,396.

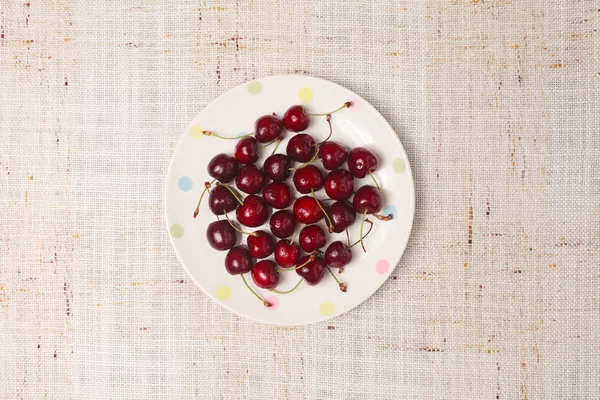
178,176,193,192
383,205,397,220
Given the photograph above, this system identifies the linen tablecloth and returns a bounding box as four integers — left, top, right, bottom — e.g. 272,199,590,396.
1,1,599,398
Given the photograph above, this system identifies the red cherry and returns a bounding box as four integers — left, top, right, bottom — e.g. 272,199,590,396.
352,185,382,214
299,225,327,252
293,196,325,225
269,210,297,238
234,137,259,164
282,105,310,132
235,164,266,194
327,201,356,233
293,165,324,194
319,142,348,170
224,246,254,275
324,241,352,268
236,195,269,227
262,182,292,209
286,134,316,162
263,154,292,181
251,260,279,289
206,220,237,251
247,230,275,259
207,153,238,183
208,185,238,215
254,114,284,143
274,240,300,268
324,169,354,201
295,255,326,285
347,147,379,178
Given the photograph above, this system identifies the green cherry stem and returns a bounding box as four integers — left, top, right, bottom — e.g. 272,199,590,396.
223,212,258,236
311,189,334,233
327,267,347,292
369,172,381,190
352,216,374,252
316,114,333,145
241,274,270,307
308,102,351,117
346,228,351,248
276,254,315,272
203,130,254,140
215,182,244,205
358,211,368,253
270,137,284,155
271,278,304,295
288,229,301,245
193,178,217,218
289,151,321,171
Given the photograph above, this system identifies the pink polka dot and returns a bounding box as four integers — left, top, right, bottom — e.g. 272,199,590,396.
264,295,279,310
375,260,390,274
347,97,361,112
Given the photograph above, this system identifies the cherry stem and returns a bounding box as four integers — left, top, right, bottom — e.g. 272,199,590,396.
203,130,254,140
215,182,244,205
241,274,270,307
317,114,333,145
288,229,301,245
373,213,393,221
359,211,367,252
276,254,315,272
369,173,381,190
327,267,347,292
223,212,257,236
351,217,373,251
346,229,351,248
289,151,320,170
308,102,351,117
311,189,334,233
271,278,304,294
193,178,217,218
270,137,283,155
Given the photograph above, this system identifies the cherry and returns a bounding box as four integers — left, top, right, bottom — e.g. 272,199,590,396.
324,241,352,268
319,141,348,170
262,182,292,209
234,137,259,164
247,230,275,259
224,246,254,275
251,260,279,289
263,154,292,181
274,240,301,268
286,134,316,162
282,105,310,132
236,195,269,227
299,225,327,252
347,147,379,178
327,201,356,233
269,210,297,238
208,185,239,215
293,196,325,224
295,255,327,285
207,153,238,183
324,169,354,201
235,164,266,194
254,114,284,143
206,220,237,251
352,185,382,214
293,165,324,194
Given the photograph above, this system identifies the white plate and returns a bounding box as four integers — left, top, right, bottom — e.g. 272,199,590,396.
165,75,414,326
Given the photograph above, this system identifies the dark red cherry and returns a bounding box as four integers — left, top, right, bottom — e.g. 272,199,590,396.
319,141,348,170
282,105,310,132
207,153,238,183
251,260,279,289
296,255,326,285
352,185,382,214
208,185,238,215
269,210,297,238
206,220,237,251
299,225,327,252
286,134,316,162
293,165,324,194
234,137,259,164
263,154,292,181
324,169,354,201
262,182,292,209
235,164,266,194
327,201,356,233
324,241,352,268
247,230,275,259
254,114,284,143
224,246,253,275
274,240,300,268
236,195,269,227
347,147,379,178
293,196,325,225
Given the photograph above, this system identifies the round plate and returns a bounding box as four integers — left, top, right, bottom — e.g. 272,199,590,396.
165,75,414,326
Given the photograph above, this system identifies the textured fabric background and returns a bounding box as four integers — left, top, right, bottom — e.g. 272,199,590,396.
1,1,599,399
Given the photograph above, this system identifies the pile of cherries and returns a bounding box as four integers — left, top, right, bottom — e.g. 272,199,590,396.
194,102,392,307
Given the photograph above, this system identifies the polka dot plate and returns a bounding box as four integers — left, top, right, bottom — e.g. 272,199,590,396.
165,75,414,325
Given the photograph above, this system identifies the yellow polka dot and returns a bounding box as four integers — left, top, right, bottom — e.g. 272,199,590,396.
247,80,262,95
169,223,184,239
189,124,204,140
298,87,314,103
319,302,334,316
392,158,406,174
216,286,232,300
